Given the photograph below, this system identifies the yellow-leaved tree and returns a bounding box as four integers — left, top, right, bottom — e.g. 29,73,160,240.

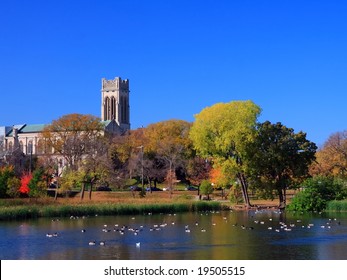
189,100,261,208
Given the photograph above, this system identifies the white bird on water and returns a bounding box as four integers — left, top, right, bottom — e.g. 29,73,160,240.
136,242,141,247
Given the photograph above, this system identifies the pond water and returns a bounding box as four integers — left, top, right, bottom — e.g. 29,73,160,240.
1,209,347,260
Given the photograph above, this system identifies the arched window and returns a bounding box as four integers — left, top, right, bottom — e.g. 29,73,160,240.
111,96,116,120
120,96,124,123
104,97,110,120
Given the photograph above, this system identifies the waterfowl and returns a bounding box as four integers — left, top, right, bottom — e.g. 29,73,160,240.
89,241,96,246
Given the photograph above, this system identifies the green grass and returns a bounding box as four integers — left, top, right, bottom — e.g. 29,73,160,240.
326,200,347,212
0,201,223,221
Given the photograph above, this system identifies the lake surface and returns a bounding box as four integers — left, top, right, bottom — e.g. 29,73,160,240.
1,209,347,260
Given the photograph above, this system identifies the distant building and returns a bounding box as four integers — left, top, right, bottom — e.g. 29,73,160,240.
101,77,130,131
0,77,130,159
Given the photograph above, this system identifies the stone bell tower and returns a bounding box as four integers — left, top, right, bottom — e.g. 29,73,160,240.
101,77,130,131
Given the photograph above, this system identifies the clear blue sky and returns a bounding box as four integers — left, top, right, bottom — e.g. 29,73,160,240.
1,0,346,147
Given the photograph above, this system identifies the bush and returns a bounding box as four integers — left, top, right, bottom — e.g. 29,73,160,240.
288,176,347,212
6,177,21,198
19,173,32,195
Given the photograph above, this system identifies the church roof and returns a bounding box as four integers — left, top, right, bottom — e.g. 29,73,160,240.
20,124,47,133
6,124,47,136
100,120,112,126
4,121,121,137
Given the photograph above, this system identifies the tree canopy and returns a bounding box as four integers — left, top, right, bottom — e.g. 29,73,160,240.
189,100,261,207
246,121,317,208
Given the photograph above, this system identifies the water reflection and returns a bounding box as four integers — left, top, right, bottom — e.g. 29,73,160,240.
1,210,347,260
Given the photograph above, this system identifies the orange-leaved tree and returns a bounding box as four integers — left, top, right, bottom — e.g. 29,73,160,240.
144,120,193,197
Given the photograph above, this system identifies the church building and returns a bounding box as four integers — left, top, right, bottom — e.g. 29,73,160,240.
0,77,130,158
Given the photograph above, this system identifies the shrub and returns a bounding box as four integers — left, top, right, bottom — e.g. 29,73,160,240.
288,176,347,212
6,177,21,198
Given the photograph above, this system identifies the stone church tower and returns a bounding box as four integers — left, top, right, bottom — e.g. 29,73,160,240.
101,77,130,131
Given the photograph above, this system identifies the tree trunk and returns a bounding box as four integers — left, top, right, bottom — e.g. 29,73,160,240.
147,176,152,193
238,173,252,208
169,161,173,199
278,187,286,209
54,177,59,201
89,182,93,200
80,182,85,200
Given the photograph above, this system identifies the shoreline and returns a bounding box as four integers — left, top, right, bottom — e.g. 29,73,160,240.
0,200,224,221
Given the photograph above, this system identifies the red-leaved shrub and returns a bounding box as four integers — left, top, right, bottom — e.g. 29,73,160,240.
19,173,32,195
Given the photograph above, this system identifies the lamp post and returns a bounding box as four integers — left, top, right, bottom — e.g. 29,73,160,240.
28,142,33,173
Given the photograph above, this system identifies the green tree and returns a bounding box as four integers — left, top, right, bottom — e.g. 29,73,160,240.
246,121,317,209
189,100,261,207
28,168,47,198
0,166,16,198
200,179,214,200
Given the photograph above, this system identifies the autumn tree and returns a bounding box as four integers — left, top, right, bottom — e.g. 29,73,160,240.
310,130,347,178
144,120,193,197
41,113,104,171
108,129,145,188
189,100,261,208
209,166,232,200
246,121,317,209
186,156,212,188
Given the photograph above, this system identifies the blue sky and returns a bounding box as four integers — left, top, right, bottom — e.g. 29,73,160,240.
1,0,346,147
